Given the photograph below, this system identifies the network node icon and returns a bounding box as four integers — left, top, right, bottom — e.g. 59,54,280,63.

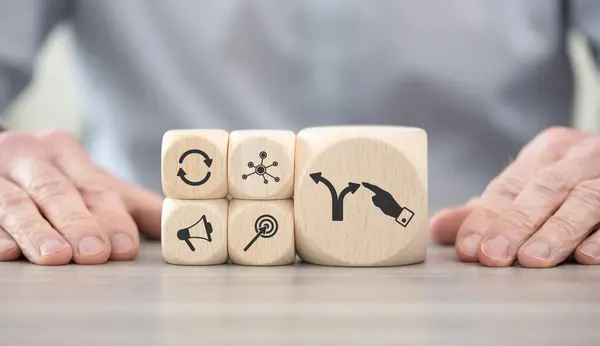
242,151,280,184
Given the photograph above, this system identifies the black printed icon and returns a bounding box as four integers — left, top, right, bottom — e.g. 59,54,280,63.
242,151,280,184
310,172,361,221
243,214,279,251
362,182,415,227
177,149,213,186
177,215,213,251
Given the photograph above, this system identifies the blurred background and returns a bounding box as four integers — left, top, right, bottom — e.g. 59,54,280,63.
1,25,599,136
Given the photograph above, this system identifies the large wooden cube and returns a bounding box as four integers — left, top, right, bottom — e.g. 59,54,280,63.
294,126,428,266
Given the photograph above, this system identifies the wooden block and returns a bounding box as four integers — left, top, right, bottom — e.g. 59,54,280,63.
228,130,295,200
294,126,428,267
162,130,229,199
228,199,295,266
161,198,229,265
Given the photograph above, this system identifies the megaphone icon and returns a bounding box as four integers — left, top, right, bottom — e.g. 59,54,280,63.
177,215,213,251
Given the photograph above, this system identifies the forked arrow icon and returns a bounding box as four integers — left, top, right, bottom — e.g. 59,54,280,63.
310,172,361,221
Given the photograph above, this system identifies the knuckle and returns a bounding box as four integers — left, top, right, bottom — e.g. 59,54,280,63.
567,138,600,164
486,173,526,201
544,214,581,243
55,212,98,233
13,217,48,235
570,180,600,209
458,204,498,235
584,138,600,156
0,189,31,214
499,208,537,233
538,126,572,147
3,216,48,246
530,168,572,200
77,175,117,208
26,173,72,203
78,171,111,195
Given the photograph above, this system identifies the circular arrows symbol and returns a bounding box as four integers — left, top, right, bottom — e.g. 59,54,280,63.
177,149,213,186
177,168,211,186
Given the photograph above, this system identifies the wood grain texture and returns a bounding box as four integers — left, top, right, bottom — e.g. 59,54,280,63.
228,130,295,200
1,243,599,346
161,129,229,199
294,126,428,267
162,198,229,265
228,199,295,266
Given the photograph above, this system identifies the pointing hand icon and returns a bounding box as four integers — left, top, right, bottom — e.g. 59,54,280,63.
362,182,402,218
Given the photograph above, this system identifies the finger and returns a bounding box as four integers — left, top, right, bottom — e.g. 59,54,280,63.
574,226,600,265
455,165,531,261
454,128,577,262
362,182,385,195
9,158,111,264
477,155,600,267
85,192,139,260
0,177,72,265
38,131,160,241
0,226,21,261
430,199,478,245
121,181,163,240
37,131,140,259
518,178,600,268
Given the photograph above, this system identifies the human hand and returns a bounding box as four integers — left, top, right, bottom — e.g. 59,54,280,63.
429,127,600,268
0,131,162,265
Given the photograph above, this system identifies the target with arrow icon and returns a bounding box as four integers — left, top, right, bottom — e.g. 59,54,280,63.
243,214,279,252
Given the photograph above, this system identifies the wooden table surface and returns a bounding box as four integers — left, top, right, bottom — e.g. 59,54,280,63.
1,242,599,346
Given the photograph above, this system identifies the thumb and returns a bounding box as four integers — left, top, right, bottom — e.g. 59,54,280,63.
429,198,478,245
120,181,163,240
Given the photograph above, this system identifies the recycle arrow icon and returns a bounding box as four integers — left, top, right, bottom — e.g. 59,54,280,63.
177,149,213,186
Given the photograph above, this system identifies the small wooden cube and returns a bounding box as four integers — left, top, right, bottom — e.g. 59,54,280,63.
162,130,229,199
228,199,295,266
162,198,228,265
228,130,295,200
294,126,428,267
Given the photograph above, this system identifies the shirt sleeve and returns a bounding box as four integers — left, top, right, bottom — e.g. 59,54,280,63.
0,0,72,116
570,0,600,66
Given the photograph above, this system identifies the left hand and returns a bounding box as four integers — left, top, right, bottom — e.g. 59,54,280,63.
430,126,600,268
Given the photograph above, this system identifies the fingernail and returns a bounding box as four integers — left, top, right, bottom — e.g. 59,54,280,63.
110,234,134,254
459,234,481,257
77,237,106,256
481,236,510,260
0,238,16,253
580,243,600,259
522,241,552,260
40,239,67,256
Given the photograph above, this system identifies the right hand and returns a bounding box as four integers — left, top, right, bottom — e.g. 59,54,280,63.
0,130,163,265
429,127,600,268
